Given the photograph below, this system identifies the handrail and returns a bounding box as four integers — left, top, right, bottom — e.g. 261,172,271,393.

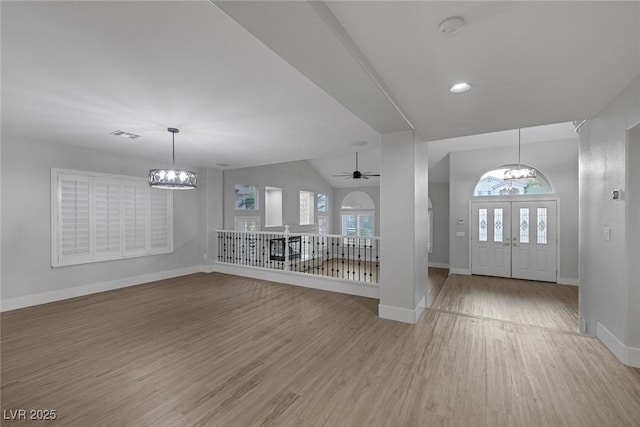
216,228,380,283
215,229,380,240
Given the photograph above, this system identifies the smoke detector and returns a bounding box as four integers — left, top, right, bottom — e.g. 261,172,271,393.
438,16,465,36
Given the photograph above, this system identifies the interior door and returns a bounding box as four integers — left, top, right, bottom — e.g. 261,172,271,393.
471,202,512,278
511,201,557,282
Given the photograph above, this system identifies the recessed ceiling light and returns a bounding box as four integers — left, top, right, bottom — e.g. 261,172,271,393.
449,82,471,94
351,141,368,147
110,130,141,139
216,163,231,167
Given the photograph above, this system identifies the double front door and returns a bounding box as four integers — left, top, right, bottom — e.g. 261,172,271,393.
471,200,557,282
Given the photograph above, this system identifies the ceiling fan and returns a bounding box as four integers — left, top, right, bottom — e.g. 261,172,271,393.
332,152,380,180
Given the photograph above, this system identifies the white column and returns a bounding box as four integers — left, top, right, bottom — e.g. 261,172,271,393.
379,130,429,323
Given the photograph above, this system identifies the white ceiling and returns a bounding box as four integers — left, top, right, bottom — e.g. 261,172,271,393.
309,149,381,188
311,122,578,187
2,1,639,178
325,1,640,140
1,1,379,169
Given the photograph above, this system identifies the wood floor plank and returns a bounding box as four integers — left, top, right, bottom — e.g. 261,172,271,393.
2,272,638,426
433,273,579,331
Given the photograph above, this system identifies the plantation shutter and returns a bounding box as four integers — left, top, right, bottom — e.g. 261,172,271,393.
52,169,174,267
123,181,148,256
149,188,172,253
57,173,91,265
93,178,121,259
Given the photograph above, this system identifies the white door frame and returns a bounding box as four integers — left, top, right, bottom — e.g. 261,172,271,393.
468,196,560,282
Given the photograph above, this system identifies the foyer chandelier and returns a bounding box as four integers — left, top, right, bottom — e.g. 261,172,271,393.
504,128,536,181
148,128,197,190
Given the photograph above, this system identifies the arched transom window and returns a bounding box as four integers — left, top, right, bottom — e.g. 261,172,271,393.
474,165,553,197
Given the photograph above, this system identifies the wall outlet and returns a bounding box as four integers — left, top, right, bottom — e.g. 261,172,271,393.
203,253,208,261
456,231,465,237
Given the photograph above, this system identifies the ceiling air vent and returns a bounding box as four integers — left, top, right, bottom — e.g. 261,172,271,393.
110,130,141,139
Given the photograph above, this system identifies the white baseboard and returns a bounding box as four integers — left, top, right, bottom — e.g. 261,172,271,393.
449,268,471,275
428,262,450,269
1,265,205,312
213,262,379,299
379,296,426,324
597,322,640,368
557,277,579,286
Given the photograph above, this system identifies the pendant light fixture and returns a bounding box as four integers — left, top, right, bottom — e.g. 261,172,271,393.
148,128,197,189
504,128,536,181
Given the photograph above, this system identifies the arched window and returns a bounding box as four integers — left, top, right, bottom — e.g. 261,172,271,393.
473,165,553,196
341,191,375,240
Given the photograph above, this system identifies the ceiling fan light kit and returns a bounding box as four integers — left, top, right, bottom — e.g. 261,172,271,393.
333,152,380,180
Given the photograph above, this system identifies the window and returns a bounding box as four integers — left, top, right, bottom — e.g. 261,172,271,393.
317,193,328,213
520,208,530,243
478,208,488,242
299,191,314,225
340,191,375,245
51,169,172,267
235,184,258,210
265,186,283,227
341,212,374,245
234,216,260,231
318,216,329,235
473,166,552,197
537,207,548,244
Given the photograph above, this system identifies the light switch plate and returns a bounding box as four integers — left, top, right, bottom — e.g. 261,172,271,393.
456,231,465,237
603,227,611,241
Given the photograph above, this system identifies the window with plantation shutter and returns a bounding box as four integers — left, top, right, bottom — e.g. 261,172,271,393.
58,174,91,265
52,169,173,267
93,178,121,259
123,182,148,256
149,188,171,253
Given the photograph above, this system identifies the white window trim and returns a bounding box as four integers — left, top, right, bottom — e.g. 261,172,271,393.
51,168,173,267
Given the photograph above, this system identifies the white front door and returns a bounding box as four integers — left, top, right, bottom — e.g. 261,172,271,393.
471,202,512,278
511,201,557,282
471,200,557,282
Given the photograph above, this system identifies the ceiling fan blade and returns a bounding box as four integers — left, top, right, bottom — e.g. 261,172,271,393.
365,174,380,177
362,175,369,179
332,174,350,177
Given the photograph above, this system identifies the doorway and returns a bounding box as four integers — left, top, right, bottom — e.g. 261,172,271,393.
471,200,557,282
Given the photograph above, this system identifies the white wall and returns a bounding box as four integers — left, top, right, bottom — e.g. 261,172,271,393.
1,139,223,307
629,124,640,348
449,138,579,281
428,182,450,267
379,130,428,323
223,160,334,233
579,75,640,365
333,186,380,235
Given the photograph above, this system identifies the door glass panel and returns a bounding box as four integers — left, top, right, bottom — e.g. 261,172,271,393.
494,208,503,242
479,208,488,242
519,208,529,243
537,207,548,244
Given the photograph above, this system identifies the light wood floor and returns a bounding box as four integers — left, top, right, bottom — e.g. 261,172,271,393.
2,273,639,426
433,274,579,332
427,267,449,308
